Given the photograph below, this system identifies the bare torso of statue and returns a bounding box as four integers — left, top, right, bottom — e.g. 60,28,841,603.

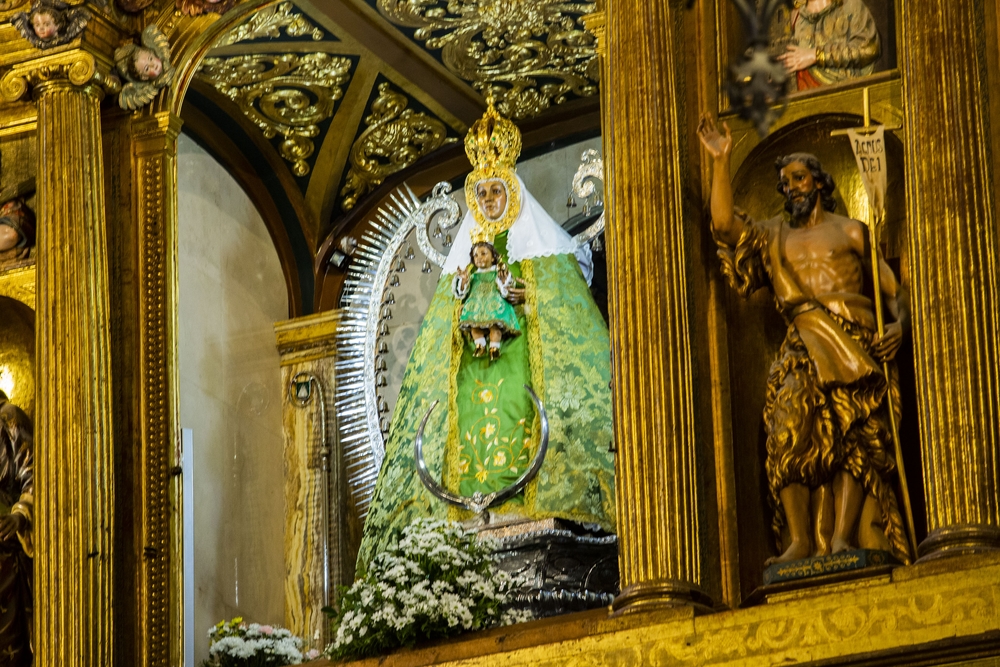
783,214,866,298
697,116,913,568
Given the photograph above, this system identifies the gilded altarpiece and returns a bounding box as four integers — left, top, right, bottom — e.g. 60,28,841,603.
0,0,996,663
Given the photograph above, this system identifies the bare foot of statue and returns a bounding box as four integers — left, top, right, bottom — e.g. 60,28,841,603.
765,539,813,565
831,536,856,554
813,543,832,558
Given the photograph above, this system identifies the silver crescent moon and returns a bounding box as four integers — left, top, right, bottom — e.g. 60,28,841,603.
413,385,550,515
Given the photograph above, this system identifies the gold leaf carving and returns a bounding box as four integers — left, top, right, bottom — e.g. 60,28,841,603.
199,53,353,177
339,81,455,211
217,1,324,46
376,0,599,119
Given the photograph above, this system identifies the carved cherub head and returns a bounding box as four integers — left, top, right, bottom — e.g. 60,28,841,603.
114,25,175,111
11,0,89,49
175,0,237,17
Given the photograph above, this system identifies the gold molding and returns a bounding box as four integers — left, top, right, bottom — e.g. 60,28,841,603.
325,554,1000,667
0,263,34,309
275,307,341,364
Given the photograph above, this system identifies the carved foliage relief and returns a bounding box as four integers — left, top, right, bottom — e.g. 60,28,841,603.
199,53,354,177
216,1,325,46
340,81,455,211
375,0,600,119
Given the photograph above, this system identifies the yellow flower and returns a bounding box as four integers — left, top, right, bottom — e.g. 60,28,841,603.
493,451,507,467
476,468,489,483
458,459,470,474
479,388,494,403
483,422,496,439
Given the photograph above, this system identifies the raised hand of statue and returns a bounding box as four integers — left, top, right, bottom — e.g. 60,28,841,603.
697,115,732,162
0,513,25,544
456,264,470,291
505,277,527,305
779,44,818,74
872,321,904,362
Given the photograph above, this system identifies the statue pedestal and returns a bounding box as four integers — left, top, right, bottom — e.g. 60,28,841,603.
745,549,901,606
478,518,618,619
763,548,901,585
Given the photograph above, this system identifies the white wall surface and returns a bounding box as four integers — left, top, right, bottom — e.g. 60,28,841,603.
177,133,288,664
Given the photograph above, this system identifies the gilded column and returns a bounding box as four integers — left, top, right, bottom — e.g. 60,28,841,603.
33,67,115,664
129,112,184,666
602,1,710,611
900,2,1000,558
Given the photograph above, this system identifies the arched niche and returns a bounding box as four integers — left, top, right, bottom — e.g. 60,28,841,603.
0,295,35,421
723,114,923,601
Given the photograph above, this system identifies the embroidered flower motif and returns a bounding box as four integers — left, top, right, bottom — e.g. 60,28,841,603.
483,422,496,439
458,458,470,474
492,451,507,467
475,467,489,483
479,388,494,403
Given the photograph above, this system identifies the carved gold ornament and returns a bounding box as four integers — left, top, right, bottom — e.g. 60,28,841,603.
339,81,454,211
375,0,599,119
217,1,324,46
199,53,353,177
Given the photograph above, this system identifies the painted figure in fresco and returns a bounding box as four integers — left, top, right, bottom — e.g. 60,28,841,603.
770,0,880,91
175,0,238,17
698,116,910,566
11,0,89,50
454,239,521,361
358,101,615,566
0,391,33,667
114,25,175,111
0,198,36,269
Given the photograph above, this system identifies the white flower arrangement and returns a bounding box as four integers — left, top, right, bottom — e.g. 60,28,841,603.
326,518,532,660
203,618,321,667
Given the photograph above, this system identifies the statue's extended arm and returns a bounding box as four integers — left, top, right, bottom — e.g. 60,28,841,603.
697,115,744,246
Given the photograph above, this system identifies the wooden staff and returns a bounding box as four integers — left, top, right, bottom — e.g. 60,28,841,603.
833,87,918,558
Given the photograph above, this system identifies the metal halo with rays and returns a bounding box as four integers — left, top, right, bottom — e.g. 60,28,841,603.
413,385,550,515
571,148,605,247
335,181,461,519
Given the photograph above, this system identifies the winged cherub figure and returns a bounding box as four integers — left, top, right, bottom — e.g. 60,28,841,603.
114,25,175,111
11,0,89,49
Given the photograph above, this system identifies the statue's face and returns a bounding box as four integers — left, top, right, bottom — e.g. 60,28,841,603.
779,161,818,204
476,180,507,220
134,49,163,81
31,12,58,39
472,244,494,269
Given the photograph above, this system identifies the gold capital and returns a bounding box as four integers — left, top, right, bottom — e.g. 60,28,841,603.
0,49,119,103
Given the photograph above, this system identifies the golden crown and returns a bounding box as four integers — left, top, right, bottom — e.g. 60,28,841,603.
464,96,522,172
464,96,523,237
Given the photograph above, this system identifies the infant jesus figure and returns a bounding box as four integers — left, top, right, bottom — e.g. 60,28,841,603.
453,240,522,361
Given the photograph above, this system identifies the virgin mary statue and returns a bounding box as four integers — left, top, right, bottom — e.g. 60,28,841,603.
358,102,615,566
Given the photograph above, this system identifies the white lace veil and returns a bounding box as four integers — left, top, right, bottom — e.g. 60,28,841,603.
441,175,593,284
